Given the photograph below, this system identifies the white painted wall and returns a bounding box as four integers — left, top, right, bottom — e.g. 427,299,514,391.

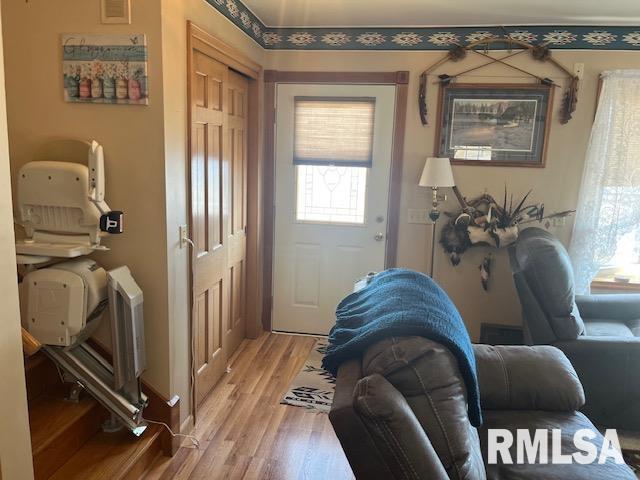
0,3,34,478
2,0,640,436
266,49,640,339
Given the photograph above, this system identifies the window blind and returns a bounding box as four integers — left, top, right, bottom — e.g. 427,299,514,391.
293,96,376,167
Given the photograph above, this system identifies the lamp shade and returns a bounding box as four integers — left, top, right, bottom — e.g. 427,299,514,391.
419,157,455,187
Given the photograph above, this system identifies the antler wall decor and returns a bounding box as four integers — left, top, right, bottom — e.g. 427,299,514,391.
418,34,579,126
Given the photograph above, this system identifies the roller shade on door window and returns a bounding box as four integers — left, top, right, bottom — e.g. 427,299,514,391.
293,97,376,168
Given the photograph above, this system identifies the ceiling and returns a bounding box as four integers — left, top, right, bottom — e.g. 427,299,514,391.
242,0,640,27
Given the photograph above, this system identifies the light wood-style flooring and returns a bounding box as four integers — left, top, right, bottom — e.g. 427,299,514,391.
144,332,354,480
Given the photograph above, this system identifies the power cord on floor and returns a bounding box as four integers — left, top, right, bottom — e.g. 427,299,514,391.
143,418,200,449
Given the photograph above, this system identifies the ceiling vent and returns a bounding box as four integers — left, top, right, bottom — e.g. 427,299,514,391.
101,0,131,24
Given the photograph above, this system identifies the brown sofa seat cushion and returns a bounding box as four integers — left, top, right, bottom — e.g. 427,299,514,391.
479,410,636,480
362,336,486,480
353,373,449,480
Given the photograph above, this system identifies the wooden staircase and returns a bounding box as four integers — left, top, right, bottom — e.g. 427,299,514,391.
25,353,164,480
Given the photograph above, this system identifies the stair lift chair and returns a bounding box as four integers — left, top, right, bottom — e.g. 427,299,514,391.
16,140,148,435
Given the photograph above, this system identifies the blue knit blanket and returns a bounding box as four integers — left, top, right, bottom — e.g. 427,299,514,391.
322,268,482,427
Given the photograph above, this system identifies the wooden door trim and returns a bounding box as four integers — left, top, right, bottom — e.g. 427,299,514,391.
262,70,409,331
187,22,263,417
188,22,261,80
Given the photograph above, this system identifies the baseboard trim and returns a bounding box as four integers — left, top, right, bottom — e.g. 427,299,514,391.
180,414,195,436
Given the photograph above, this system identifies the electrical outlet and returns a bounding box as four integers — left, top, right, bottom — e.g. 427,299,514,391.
552,216,567,228
408,209,430,224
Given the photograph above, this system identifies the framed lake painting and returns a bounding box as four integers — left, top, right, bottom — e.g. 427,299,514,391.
434,84,553,167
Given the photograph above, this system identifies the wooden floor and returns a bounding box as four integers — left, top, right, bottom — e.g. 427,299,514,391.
144,332,354,480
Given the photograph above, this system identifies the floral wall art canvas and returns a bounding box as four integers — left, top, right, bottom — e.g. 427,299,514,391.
62,34,148,105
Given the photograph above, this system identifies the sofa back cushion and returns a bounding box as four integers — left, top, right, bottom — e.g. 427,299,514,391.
353,373,450,480
473,344,585,411
362,337,486,480
514,228,585,340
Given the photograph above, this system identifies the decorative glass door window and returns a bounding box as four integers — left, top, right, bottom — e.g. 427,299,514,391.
292,96,375,224
295,165,368,224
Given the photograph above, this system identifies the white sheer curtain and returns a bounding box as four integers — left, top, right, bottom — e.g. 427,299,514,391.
569,70,640,294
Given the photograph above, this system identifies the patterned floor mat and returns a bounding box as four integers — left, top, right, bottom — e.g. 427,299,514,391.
281,338,336,412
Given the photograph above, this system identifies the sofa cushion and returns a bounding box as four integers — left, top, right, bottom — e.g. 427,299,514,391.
473,345,585,411
363,336,486,480
479,410,636,480
628,319,640,337
583,320,635,337
515,228,585,340
353,373,449,480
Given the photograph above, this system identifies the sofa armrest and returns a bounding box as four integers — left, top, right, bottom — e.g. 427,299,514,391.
576,294,640,321
353,374,449,480
554,336,640,430
556,335,640,355
329,359,396,480
473,344,585,411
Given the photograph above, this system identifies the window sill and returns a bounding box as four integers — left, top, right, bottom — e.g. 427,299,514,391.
592,264,640,292
590,279,640,293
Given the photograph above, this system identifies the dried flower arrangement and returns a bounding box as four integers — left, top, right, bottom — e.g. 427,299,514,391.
441,186,575,290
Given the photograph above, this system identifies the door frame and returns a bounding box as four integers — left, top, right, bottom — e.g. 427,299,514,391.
186,21,264,405
262,70,409,331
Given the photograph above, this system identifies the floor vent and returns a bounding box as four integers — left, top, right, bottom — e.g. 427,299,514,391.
479,323,524,345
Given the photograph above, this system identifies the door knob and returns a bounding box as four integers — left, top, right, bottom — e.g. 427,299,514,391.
374,232,384,241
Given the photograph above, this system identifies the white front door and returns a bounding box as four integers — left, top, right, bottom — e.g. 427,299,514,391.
273,84,396,335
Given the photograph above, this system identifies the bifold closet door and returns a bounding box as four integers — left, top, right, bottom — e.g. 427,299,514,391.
190,49,248,404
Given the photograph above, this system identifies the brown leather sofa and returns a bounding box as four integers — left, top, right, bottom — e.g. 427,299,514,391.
329,336,635,479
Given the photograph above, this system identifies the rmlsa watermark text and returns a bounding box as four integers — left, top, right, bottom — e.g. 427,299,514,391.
487,429,624,465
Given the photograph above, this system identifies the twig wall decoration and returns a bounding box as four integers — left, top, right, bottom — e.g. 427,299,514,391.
418,34,579,125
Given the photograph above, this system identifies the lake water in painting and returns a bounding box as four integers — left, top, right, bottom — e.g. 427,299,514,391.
449,99,537,152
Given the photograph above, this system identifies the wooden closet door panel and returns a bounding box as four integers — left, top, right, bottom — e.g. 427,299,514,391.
225,70,249,354
191,50,250,404
191,52,229,403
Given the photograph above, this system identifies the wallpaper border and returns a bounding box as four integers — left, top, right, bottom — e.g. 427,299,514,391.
206,0,640,51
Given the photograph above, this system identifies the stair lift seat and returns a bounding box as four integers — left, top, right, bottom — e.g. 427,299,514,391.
16,140,148,435
16,161,106,257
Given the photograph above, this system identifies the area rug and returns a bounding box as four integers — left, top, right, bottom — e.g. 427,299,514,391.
619,430,640,477
281,338,336,412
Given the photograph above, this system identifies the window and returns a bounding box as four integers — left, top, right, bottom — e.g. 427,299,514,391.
293,97,375,224
569,70,640,293
606,192,640,268
296,165,367,224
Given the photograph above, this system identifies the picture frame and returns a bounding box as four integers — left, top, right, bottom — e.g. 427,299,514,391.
434,83,553,167
62,34,148,105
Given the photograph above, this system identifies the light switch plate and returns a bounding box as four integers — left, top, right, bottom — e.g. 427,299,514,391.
179,225,189,249
408,209,430,224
